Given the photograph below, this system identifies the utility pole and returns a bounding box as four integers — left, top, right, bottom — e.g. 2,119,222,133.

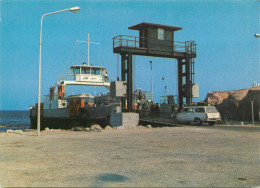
251,101,254,126
162,77,167,102
150,60,153,102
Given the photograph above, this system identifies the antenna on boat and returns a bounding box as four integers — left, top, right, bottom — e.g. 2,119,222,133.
88,33,90,66
76,34,100,66
87,33,100,66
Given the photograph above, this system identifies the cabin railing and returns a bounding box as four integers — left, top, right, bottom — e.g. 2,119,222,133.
60,74,75,81
113,35,196,56
59,74,110,83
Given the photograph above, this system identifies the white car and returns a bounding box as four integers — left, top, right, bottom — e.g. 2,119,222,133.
176,106,221,126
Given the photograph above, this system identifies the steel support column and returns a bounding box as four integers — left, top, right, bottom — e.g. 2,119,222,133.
178,58,183,111
185,58,191,105
178,58,193,111
121,53,127,111
126,53,133,112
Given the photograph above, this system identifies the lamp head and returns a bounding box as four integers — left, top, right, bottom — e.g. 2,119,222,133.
69,6,80,13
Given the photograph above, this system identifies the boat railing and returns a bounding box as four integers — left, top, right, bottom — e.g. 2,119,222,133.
134,90,152,101
44,93,66,101
105,77,110,83
113,35,196,55
60,74,75,81
160,95,177,104
142,91,152,101
138,110,173,122
160,96,167,104
59,74,110,83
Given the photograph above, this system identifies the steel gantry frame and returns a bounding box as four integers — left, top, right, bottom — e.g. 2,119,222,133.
113,23,196,112
117,52,195,112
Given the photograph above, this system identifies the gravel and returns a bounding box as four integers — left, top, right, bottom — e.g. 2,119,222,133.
0,125,259,187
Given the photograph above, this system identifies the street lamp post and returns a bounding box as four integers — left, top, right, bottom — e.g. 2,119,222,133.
37,7,80,136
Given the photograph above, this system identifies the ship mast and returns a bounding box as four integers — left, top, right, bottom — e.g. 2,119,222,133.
88,33,90,66
77,33,100,65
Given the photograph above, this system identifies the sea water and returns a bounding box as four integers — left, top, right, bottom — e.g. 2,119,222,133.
0,110,31,132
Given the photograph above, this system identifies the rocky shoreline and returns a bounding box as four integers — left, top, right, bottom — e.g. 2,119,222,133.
206,86,260,121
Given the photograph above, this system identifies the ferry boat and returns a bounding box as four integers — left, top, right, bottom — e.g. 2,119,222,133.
30,36,121,129
30,62,122,129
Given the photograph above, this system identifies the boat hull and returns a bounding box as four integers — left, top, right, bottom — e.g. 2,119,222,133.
30,106,111,130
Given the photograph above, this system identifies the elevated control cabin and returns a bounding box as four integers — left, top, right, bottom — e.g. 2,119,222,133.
130,22,182,52
59,63,110,89
113,22,196,59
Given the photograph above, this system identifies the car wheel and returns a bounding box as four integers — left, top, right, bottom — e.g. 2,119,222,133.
195,118,202,126
208,121,215,126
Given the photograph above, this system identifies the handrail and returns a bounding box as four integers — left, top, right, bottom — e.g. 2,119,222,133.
138,110,173,122
113,35,196,55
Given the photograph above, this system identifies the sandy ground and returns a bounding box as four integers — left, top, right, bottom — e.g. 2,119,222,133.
0,125,259,187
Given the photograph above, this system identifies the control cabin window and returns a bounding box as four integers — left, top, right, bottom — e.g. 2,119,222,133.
86,68,90,74
81,68,86,74
74,68,80,74
158,28,164,40
81,68,90,74
91,68,101,75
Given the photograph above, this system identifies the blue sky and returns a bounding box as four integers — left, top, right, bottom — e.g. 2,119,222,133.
0,0,259,110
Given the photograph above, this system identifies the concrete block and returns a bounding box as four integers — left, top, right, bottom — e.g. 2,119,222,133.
110,112,139,128
110,81,127,97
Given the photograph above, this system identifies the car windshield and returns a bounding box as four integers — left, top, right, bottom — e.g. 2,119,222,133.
206,107,218,113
